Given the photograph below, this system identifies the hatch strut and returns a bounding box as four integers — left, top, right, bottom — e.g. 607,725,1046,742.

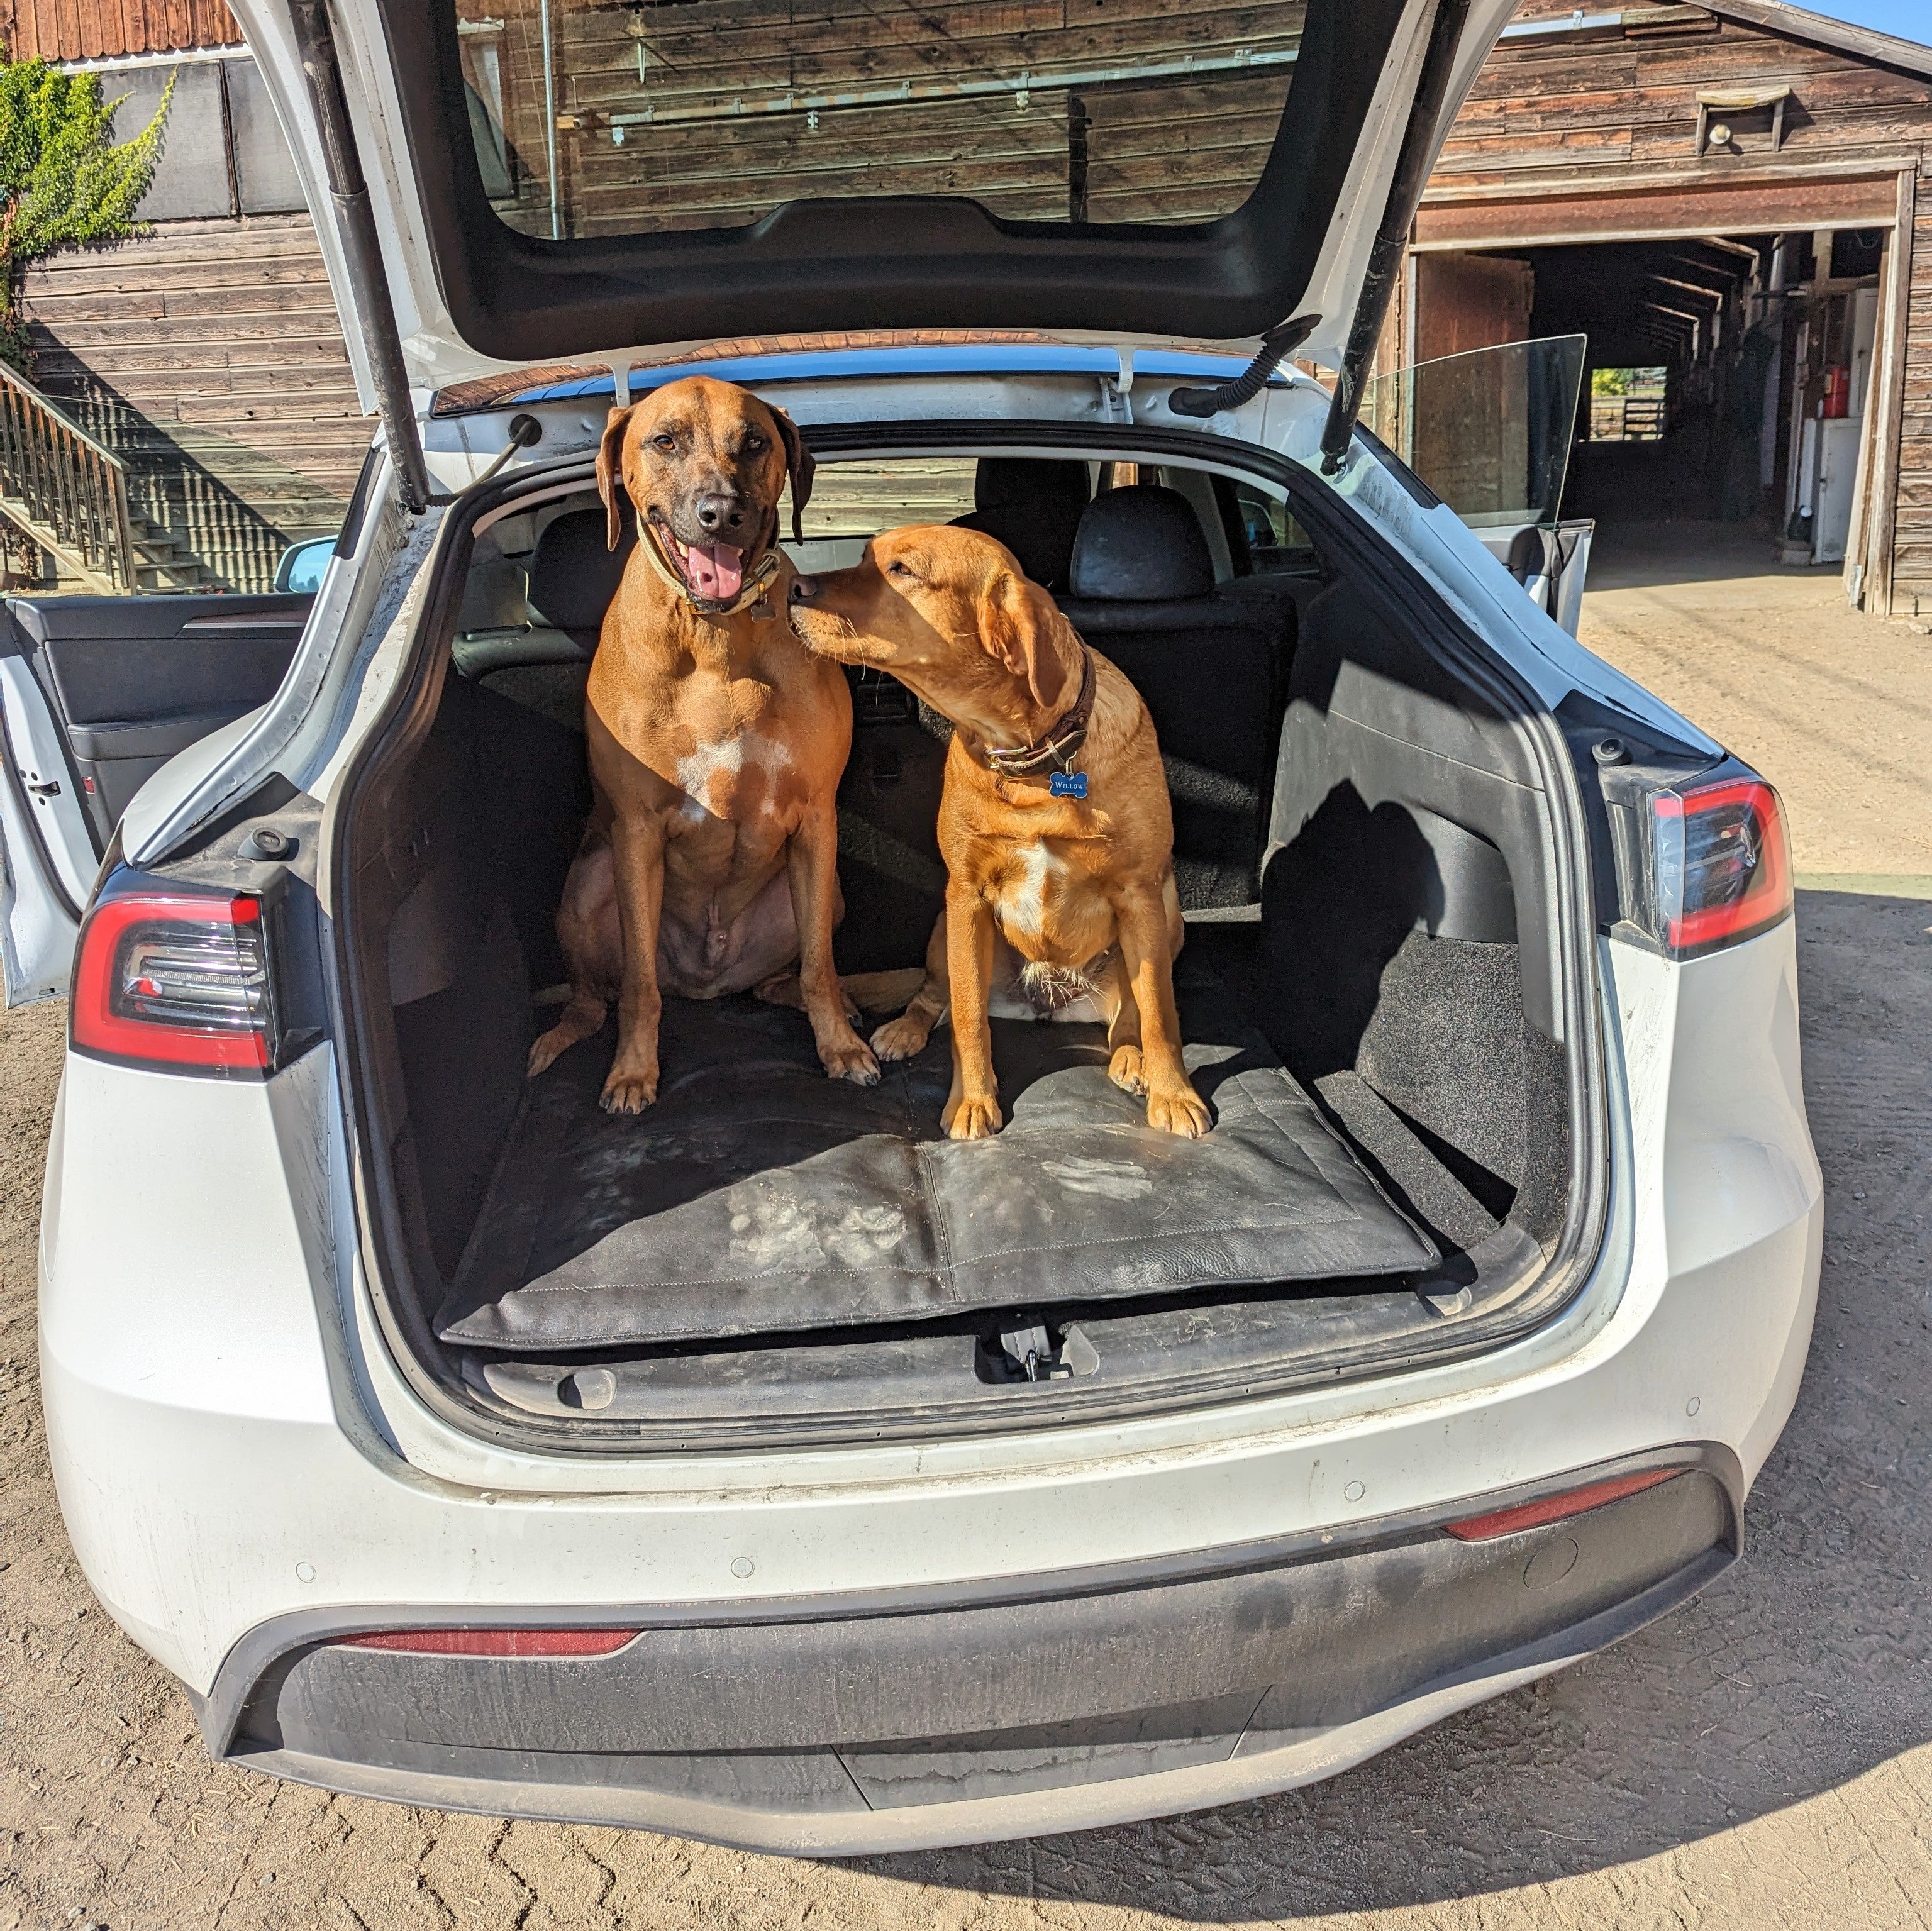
289,0,438,515
1319,0,1473,475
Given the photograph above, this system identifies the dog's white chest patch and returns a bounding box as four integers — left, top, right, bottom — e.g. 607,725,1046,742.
676,731,792,822
997,842,1057,940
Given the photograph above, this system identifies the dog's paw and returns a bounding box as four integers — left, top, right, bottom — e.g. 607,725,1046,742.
1107,1044,1147,1095
1146,1085,1212,1139
821,1036,881,1086
872,1012,935,1061
599,1066,659,1113
526,1031,568,1080
944,1094,1004,1141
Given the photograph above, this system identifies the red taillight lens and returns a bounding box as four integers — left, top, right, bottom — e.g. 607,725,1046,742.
1652,776,1791,958
71,885,277,1075
1443,1468,1680,1542
336,1629,640,1657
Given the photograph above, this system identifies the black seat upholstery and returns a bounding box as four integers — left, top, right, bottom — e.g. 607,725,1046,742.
528,506,636,649
1057,487,1291,907
1065,484,1216,602
455,505,636,734
950,457,1091,592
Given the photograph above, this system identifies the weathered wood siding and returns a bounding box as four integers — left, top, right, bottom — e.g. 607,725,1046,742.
1418,1,1932,613
0,0,240,61
466,0,1305,236
18,215,368,588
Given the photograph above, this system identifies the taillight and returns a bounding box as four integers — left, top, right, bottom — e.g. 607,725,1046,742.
71,877,281,1075
335,1629,640,1657
1602,760,1792,960
1652,777,1791,956
1442,1468,1680,1542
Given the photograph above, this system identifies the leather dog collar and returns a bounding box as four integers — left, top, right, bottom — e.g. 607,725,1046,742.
984,646,1097,783
638,516,784,618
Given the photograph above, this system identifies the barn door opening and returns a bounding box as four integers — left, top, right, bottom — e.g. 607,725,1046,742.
1392,230,1891,595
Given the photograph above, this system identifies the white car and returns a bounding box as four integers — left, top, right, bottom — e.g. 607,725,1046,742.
11,0,1819,1854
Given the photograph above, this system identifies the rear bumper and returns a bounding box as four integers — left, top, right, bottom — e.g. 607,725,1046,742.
208,1458,1735,1854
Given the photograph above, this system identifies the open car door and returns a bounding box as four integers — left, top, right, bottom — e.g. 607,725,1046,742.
1362,335,1595,634
0,592,312,1004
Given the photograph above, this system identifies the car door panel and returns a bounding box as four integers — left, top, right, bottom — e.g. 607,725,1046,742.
0,653,97,910
1473,519,1596,637
6,594,310,850
0,593,310,1005
0,736,79,1007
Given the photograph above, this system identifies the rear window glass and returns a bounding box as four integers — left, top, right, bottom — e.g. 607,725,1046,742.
458,0,1307,240
800,458,980,538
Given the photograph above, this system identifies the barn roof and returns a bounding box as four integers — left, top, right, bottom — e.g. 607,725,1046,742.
1504,0,1932,81
0,0,242,65
1702,0,1932,79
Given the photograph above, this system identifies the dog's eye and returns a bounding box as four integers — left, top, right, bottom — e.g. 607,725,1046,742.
741,433,766,455
887,560,913,578
652,433,677,452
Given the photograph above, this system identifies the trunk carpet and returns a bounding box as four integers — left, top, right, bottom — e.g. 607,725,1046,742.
436,967,1437,1352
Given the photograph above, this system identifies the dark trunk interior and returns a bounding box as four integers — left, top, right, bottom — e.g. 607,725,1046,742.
346,451,1577,1439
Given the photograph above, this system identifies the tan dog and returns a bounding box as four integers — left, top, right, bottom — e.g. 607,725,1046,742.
789,526,1211,1141
528,375,880,1111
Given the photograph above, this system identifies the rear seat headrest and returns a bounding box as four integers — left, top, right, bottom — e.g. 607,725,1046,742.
528,506,636,636
1068,486,1215,602
950,457,1091,591
974,457,1091,515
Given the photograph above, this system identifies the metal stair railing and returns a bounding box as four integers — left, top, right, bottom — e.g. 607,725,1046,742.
0,360,140,592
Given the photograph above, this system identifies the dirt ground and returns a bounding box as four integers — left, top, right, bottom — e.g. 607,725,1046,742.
3,521,1930,1929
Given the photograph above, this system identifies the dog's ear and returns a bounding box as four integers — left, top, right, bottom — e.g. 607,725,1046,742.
767,404,815,543
982,570,1079,715
596,404,634,553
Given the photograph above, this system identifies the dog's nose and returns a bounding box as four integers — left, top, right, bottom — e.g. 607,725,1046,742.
789,574,819,602
694,492,747,535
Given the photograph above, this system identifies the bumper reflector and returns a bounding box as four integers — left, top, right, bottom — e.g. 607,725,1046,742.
336,1629,640,1657
1443,1469,1680,1542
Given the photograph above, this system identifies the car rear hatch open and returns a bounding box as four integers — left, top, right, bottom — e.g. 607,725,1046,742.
235,0,1515,426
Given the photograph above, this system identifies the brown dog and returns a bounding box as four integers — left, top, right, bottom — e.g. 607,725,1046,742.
789,526,1211,1141
527,375,880,1110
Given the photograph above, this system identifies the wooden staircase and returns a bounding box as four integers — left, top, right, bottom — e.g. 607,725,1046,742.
0,360,221,593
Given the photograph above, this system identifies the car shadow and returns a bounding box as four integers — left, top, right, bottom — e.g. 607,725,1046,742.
841,888,1932,1917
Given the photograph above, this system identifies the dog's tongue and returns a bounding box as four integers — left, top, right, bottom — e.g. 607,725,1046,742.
686,540,743,601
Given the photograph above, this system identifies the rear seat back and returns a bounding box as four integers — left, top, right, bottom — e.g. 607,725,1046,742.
455,506,636,733
1057,486,1292,907
528,507,636,650
950,457,1091,592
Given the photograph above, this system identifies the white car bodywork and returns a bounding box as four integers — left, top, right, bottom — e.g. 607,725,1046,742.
35,360,1823,1850
14,0,1824,1849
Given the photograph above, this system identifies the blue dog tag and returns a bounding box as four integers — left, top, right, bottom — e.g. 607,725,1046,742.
1049,770,1089,800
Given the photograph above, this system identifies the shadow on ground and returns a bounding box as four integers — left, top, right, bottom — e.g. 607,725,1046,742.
1582,516,1836,594
841,889,1932,1918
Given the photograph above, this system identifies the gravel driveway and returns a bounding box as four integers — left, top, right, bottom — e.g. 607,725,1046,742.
1,523,1928,1929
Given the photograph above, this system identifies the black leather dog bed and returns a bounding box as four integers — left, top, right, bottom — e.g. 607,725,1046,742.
437,974,1438,1353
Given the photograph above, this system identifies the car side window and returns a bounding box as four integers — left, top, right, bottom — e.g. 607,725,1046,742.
1224,480,1321,577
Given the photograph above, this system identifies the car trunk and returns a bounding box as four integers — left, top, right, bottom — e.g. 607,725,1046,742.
331,427,1593,1446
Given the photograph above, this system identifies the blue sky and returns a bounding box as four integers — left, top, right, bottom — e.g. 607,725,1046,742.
1799,0,1931,47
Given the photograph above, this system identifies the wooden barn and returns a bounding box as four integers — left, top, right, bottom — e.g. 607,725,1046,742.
1384,0,1932,617
1,0,1928,616
0,0,367,592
